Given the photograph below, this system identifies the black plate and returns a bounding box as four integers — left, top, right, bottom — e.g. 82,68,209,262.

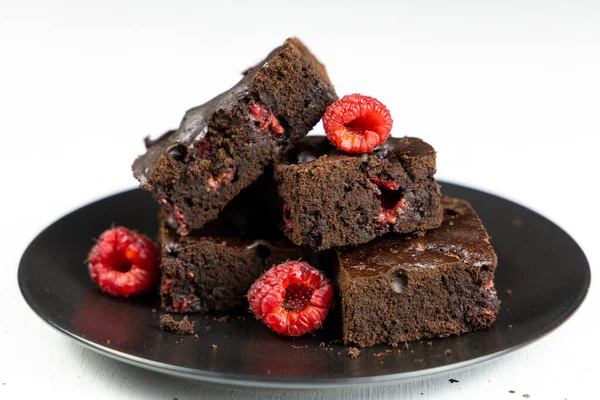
18,183,590,388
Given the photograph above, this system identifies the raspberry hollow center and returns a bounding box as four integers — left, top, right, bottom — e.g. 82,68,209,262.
282,284,314,312
345,114,379,136
110,251,132,272
380,185,404,210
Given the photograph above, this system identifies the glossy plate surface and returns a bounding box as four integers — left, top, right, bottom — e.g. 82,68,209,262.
18,183,590,388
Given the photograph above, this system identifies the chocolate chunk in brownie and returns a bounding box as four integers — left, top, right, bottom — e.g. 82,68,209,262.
275,136,442,251
132,38,337,234
336,197,500,347
159,314,196,335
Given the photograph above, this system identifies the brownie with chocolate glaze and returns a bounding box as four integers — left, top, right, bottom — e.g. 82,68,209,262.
336,197,500,347
133,38,337,235
275,136,442,251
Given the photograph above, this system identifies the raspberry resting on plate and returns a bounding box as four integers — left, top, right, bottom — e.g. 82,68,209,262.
87,227,159,297
247,261,333,337
322,93,393,153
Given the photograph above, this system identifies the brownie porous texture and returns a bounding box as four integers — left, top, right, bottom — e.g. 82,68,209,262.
336,197,500,347
159,314,196,335
133,38,337,234
275,136,442,251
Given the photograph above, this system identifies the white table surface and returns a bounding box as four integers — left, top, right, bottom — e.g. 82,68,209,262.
1,1,598,399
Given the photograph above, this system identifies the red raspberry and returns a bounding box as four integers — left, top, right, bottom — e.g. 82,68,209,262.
282,202,293,230
250,103,285,136
370,176,400,191
87,227,159,297
323,94,393,153
247,261,333,337
370,177,405,225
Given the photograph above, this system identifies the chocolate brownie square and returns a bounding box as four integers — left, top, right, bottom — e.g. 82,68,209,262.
336,197,500,347
159,218,312,314
275,136,442,251
133,38,337,235
158,170,311,313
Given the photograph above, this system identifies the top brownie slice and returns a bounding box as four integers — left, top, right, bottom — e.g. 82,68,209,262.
132,38,337,235
275,136,442,250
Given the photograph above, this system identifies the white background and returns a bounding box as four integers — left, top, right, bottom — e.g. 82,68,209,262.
1,0,599,399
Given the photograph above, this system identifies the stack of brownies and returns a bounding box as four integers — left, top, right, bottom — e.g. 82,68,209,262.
132,38,500,347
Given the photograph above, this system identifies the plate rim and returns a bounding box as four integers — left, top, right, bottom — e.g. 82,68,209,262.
18,297,588,389
17,182,592,389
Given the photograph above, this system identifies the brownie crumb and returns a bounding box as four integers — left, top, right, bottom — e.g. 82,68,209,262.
215,315,230,323
160,314,196,335
512,219,522,227
397,349,402,355
427,341,433,346
106,340,111,345
151,309,157,313
444,349,453,356
194,334,199,339
403,342,409,350
319,342,326,348
508,324,513,329
373,349,392,358
449,379,459,383
211,344,218,350
292,345,304,349
506,289,513,296
348,347,361,358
